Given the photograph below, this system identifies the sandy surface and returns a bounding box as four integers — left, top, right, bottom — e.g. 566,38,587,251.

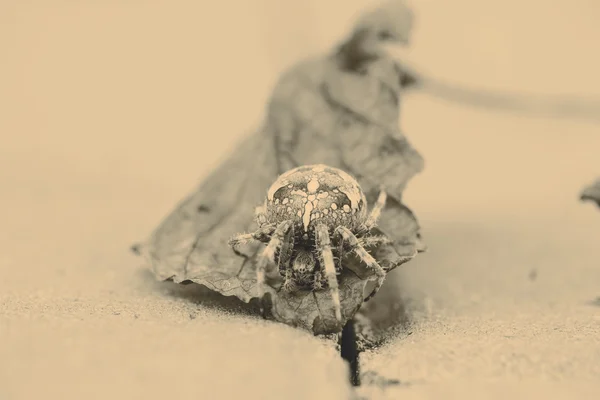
2,0,600,399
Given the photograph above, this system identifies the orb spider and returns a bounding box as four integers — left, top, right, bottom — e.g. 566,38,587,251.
229,164,389,322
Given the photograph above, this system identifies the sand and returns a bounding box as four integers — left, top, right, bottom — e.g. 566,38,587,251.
2,0,600,399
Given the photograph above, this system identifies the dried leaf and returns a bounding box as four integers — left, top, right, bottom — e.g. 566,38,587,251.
134,0,424,334
262,263,369,334
581,178,600,208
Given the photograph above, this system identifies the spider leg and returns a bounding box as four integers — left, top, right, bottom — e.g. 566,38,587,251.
254,202,268,227
279,224,296,292
315,224,342,322
228,224,276,257
312,269,324,291
335,226,386,302
255,220,294,304
336,235,346,272
358,235,392,248
283,268,297,292
362,187,387,231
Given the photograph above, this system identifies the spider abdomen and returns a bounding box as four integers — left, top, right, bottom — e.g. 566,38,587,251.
265,164,368,234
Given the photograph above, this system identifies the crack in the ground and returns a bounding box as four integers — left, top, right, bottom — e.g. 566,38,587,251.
339,317,361,387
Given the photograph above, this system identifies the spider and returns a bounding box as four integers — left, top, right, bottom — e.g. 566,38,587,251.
229,164,390,322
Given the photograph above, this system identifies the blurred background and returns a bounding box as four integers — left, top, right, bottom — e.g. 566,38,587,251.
2,0,600,395
2,0,599,300
2,0,599,232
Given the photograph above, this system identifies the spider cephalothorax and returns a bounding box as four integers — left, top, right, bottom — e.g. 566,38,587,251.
229,164,389,321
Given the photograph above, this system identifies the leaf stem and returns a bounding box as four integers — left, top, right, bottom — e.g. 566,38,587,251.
339,317,361,386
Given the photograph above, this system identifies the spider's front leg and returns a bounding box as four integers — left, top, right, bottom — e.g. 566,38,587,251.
254,203,269,227
278,224,296,292
359,235,392,248
228,224,276,257
335,226,386,302
362,187,387,232
255,220,294,302
315,224,342,322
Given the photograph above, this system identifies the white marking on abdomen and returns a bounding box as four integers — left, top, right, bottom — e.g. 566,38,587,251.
307,179,320,193
302,201,314,231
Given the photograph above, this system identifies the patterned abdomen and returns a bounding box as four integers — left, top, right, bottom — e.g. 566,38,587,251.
265,164,368,233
